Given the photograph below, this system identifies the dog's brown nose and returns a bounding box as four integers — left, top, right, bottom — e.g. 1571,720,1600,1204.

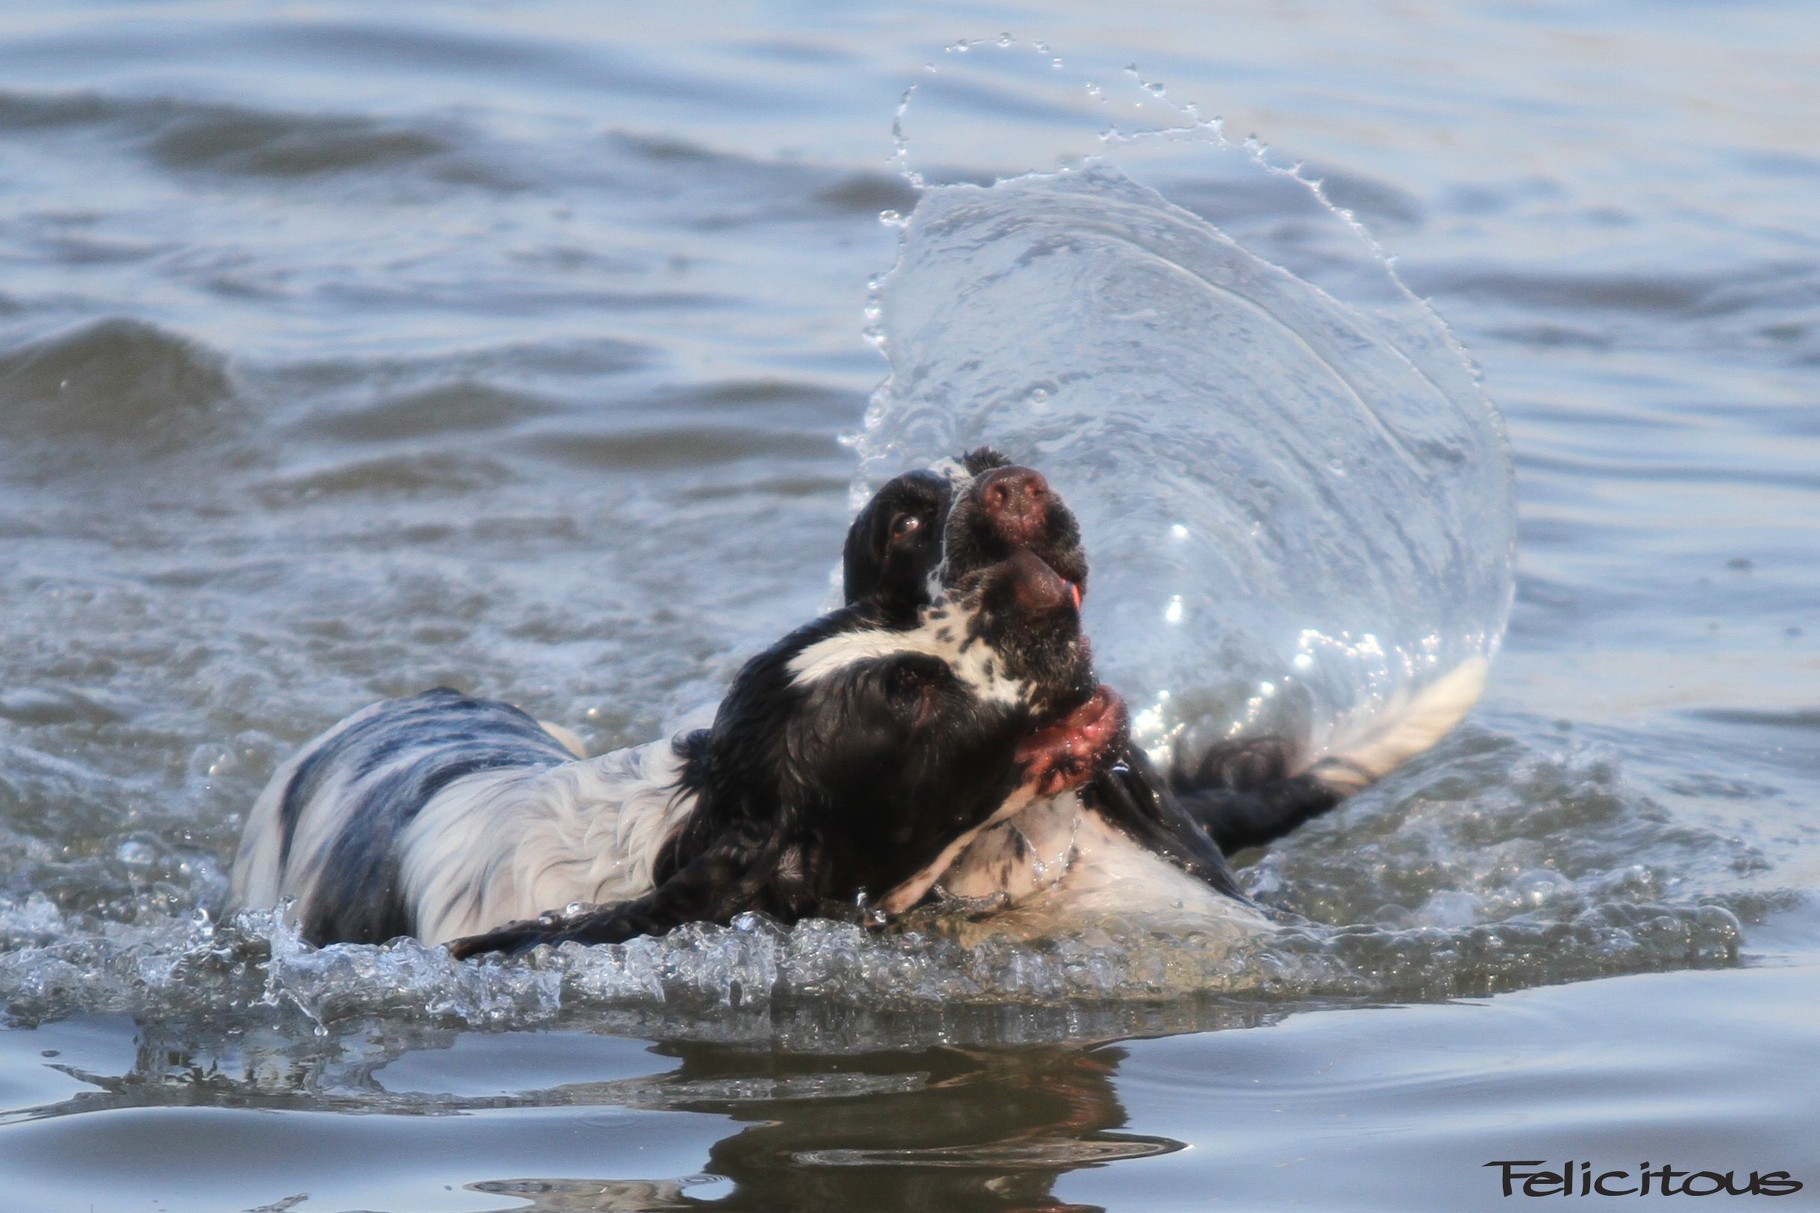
976,466,1050,544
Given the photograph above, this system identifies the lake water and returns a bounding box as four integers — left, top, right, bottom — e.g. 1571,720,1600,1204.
2,3,1817,1211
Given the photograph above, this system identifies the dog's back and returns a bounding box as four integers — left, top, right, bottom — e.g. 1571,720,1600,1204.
229,688,693,946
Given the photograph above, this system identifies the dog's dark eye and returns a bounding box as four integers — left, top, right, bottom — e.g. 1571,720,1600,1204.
889,512,923,541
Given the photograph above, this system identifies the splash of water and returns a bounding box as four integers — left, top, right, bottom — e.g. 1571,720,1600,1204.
0,867,1744,1047
857,43,1515,757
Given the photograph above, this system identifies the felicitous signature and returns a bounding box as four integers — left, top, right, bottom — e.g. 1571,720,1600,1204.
1485,1160,1804,1198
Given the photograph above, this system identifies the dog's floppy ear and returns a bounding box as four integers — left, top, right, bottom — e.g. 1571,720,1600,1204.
448,823,797,957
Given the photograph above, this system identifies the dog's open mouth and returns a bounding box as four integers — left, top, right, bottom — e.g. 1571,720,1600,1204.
1017,683,1128,798
1008,538,1122,796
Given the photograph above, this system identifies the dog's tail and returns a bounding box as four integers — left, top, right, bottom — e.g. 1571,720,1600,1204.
1172,657,1488,854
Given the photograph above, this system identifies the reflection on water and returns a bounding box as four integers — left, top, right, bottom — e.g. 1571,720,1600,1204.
594,1042,1170,1213
8,960,1820,1212
14,1015,1182,1213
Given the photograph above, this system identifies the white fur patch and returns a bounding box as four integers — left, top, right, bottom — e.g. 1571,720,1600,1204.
928,792,1273,936
933,791,1086,906
229,702,703,948
922,458,977,607
397,737,696,946
785,597,1033,708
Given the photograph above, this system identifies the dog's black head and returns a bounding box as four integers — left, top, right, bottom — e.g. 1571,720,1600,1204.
676,545,1107,909
843,447,1087,615
841,467,951,617
844,447,1240,904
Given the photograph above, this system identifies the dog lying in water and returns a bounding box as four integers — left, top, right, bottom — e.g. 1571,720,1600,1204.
230,451,1139,950
229,449,1483,953
818,450,1486,928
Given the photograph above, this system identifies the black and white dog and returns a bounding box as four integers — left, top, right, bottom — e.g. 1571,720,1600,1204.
230,449,1483,953
228,453,1139,951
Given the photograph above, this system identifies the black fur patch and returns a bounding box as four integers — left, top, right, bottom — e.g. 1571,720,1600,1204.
841,469,951,619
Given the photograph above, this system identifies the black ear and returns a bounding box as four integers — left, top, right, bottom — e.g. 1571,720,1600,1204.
448,822,796,957
841,496,888,604
1087,745,1248,901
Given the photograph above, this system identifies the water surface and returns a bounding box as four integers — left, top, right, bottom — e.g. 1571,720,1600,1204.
1,3,1816,1210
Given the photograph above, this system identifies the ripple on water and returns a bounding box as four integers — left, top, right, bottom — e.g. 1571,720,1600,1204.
0,89,519,190
251,450,518,506
0,318,231,444
300,382,565,443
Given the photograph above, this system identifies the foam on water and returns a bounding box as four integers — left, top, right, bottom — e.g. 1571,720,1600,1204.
0,723,1755,1048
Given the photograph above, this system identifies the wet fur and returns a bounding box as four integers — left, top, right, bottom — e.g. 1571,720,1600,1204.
231,447,1482,954
230,541,1105,951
